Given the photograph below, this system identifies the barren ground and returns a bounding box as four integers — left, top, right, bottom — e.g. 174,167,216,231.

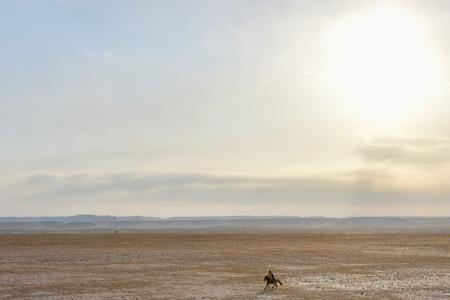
0,233,449,299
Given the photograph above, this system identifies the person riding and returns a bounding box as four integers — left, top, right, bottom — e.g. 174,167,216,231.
267,270,275,281
264,270,283,289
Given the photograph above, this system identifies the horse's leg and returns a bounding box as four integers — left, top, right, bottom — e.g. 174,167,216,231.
274,283,278,289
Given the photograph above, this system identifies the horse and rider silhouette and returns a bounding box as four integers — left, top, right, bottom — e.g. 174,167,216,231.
264,270,283,289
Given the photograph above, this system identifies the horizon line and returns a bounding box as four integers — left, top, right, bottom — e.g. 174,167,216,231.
1,214,449,219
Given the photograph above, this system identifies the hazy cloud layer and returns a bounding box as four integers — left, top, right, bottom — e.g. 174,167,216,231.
360,133,450,166
3,170,449,216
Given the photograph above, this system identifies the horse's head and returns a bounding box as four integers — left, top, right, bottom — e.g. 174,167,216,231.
264,275,269,282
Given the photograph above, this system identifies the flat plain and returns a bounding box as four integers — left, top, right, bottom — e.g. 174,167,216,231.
0,233,449,299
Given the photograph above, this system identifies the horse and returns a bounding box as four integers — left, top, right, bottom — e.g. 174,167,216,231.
264,275,283,289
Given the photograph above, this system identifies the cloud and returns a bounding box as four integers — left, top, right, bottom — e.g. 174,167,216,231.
2,168,450,216
359,133,450,166
4,170,442,201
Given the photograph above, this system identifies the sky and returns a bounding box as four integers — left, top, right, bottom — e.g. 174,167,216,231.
1,0,450,217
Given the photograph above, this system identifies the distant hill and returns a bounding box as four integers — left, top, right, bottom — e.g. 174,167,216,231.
0,214,162,223
0,215,449,232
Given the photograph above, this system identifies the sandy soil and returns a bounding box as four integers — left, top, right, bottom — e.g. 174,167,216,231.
0,233,449,299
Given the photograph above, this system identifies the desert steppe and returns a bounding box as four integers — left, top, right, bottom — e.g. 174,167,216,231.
0,233,449,299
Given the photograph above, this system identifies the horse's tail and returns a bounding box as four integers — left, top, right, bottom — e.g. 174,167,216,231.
277,279,283,285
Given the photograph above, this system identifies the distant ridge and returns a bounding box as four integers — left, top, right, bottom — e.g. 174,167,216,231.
0,214,162,223
0,215,449,233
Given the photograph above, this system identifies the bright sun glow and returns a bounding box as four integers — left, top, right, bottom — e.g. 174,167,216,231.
326,4,441,125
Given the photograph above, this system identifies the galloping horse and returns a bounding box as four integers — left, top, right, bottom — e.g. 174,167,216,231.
264,275,283,289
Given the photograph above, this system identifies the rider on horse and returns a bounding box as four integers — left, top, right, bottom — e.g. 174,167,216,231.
264,270,283,289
